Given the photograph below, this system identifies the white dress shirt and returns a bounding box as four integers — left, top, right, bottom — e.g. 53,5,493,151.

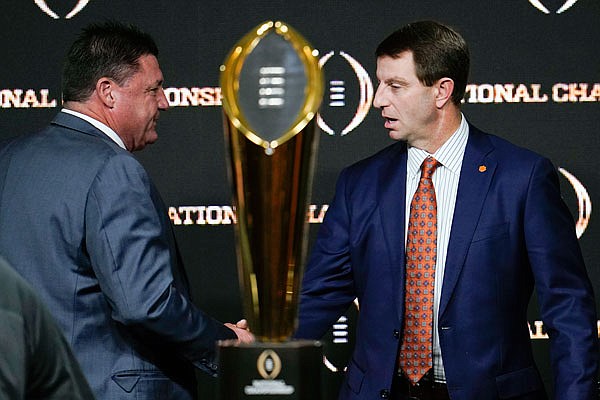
405,114,469,382
61,108,126,150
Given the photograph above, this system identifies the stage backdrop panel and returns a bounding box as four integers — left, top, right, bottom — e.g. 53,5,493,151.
1,1,599,398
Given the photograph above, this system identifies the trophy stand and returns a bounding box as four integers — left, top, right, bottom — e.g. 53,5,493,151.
218,21,325,399
218,340,322,399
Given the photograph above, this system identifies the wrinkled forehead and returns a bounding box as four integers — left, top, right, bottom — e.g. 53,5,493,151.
376,52,417,81
127,54,164,86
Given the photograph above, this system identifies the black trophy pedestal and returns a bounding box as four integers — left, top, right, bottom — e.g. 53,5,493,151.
218,340,322,400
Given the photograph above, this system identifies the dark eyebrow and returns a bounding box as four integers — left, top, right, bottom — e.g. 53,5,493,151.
146,79,164,90
385,77,408,86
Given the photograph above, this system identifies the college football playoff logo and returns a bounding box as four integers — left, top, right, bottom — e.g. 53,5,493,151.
317,51,373,136
34,0,90,19
559,168,591,238
528,0,579,14
256,350,282,380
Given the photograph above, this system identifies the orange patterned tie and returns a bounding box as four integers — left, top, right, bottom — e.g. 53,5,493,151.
399,156,440,384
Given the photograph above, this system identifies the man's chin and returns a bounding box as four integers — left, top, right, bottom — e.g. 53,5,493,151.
388,130,404,141
145,132,159,146
130,136,158,152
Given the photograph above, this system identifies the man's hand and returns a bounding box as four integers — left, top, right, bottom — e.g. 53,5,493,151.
225,319,254,343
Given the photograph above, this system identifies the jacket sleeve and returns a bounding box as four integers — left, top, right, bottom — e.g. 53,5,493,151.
524,157,598,398
295,167,358,340
84,154,235,376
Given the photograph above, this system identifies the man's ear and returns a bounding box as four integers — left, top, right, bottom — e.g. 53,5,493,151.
96,77,116,108
434,77,455,109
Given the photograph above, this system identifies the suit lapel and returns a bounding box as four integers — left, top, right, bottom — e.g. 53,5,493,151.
377,143,408,322
439,126,496,317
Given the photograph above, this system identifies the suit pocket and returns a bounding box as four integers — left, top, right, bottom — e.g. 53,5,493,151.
472,222,509,243
345,358,365,394
495,366,543,398
112,371,141,393
111,370,176,398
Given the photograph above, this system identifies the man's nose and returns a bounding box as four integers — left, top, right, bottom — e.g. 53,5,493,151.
158,88,169,111
373,84,385,109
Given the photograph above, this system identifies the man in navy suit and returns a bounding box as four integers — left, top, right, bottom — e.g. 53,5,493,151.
0,21,252,399
295,21,598,399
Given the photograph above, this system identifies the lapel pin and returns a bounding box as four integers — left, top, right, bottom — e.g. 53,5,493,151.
478,165,487,173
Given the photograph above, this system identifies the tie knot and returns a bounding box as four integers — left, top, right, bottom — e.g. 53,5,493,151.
421,156,440,179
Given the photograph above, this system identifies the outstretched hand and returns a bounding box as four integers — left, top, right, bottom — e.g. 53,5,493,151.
224,319,254,344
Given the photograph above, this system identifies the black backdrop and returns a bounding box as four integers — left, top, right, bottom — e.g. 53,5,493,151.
1,1,599,398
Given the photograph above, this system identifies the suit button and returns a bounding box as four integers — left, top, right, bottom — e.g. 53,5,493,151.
380,389,390,398
393,329,400,339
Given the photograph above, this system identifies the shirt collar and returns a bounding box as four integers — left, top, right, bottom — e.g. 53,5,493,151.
61,108,127,150
407,113,469,179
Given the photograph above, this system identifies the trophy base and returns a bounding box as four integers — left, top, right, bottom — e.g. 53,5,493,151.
217,339,322,400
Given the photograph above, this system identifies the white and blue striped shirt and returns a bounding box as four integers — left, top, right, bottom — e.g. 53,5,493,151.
405,114,469,382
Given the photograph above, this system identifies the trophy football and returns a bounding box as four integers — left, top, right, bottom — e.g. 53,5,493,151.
218,21,324,399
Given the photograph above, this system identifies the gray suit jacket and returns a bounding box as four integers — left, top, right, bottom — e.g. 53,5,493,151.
0,256,94,399
0,112,236,399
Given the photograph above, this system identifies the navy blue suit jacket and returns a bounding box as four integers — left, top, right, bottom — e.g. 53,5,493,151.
0,112,236,399
295,125,598,399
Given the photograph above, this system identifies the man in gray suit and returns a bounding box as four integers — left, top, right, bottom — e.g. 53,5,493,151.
0,256,94,399
0,21,252,399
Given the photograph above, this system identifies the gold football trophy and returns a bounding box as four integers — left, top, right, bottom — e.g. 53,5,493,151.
218,21,324,399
